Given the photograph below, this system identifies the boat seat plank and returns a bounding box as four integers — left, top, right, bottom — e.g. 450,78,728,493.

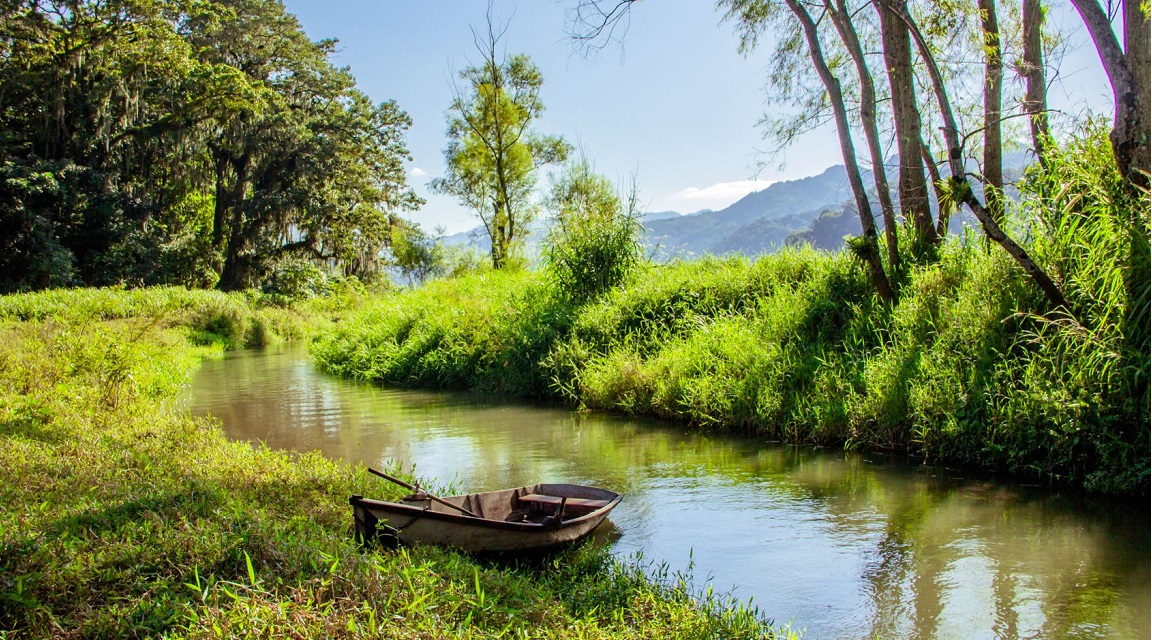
519,494,610,509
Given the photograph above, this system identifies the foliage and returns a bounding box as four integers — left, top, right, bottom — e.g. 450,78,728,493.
0,0,421,292
314,129,1150,493
1017,124,1150,491
389,221,446,286
259,258,333,302
312,270,575,397
0,288,793,638
543,159,645,302
431,16,571,269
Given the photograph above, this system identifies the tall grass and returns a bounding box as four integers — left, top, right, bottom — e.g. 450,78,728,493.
312,270,575,396
314,129,1148,493
0,288,795,638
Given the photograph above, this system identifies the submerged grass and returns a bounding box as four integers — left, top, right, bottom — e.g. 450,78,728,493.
0,287,794,638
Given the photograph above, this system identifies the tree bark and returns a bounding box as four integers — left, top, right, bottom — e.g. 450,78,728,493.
827,0,900,276
1124,0,1152,186
920,141,953,236
876,0,936,247
979,0,1004,224
1071,0,1150,190
1125,0,1150,145
1021,0,1049,165
217,153,252,291
786,0,895,302
893,0,1069,311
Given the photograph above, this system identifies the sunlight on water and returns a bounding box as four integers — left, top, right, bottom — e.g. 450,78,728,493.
185,346,1150,640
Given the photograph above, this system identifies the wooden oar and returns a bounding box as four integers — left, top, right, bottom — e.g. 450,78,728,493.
368,467,480,518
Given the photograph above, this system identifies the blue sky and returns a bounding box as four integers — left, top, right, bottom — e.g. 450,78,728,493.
281,1,1113,234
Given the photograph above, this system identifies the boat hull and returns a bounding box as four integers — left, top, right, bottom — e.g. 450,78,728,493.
350,483,621,553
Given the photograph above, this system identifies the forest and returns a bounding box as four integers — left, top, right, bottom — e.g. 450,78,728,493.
0,0,422,292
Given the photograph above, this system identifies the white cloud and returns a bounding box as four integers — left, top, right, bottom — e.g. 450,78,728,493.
409,167,428,178
652,179,775,213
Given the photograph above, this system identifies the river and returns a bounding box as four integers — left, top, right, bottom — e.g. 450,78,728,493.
185,345,1150,640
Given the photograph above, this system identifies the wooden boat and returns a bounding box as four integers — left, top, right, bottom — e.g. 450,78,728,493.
350,472,622,553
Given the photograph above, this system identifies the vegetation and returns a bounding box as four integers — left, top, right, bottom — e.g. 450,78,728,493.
572,0,1148,319
315,126,1149,495
0,0,421,292
543,159,645,302
431,13,571,270
1,1,1145,637
0,287,795,638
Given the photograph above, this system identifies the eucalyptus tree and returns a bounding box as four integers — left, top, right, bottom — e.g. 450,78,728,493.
874,0,936,247
1069,0,1150,192
978,0,1004,223
826,0,900,274
885,0,1068,308
432,15,571,269
1020,0,1048,165
726,0,896,300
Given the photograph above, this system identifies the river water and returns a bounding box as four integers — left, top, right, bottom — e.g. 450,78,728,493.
185,345,1149,640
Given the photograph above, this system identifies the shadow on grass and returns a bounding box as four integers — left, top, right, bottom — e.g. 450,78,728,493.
0,408,62,444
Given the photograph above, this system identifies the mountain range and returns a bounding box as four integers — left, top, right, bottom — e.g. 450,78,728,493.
440,159,1019,260
642,165,856,258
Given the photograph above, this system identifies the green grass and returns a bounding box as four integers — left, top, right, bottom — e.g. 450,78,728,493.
311,271,575,396
0,287,795,639
314,210,1148,493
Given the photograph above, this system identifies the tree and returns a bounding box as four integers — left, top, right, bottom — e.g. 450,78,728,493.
886,0,1068,308
785,0,895,300
876,0,937,248
1020,0,1049,164
573,0,1069,311
0,0,421,292
390,220,446,286
979,0,1004,224
826,0,901,275
0,0,223,288
719,0,895,301
187,0,421,290
432,13,570,269
1069,0,1150,192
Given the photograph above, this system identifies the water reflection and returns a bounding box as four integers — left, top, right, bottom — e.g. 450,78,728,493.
185,346,1150,640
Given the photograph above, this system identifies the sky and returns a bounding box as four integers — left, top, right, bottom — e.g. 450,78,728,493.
279,1,1115,234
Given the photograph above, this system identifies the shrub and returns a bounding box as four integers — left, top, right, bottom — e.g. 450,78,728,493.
543,159,645,302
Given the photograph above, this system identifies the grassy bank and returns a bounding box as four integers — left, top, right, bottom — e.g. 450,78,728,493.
0,287,792,639
314,154,1149,494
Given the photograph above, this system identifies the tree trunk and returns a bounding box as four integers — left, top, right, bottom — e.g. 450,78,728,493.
827,0,900,276
786,0,895,302
217,154,251,291
1021,0,1049,165
980,0,1004,225
1071,0,1150,191
876,0,936,247
1125,0,1150,174
920,141,954,237
212,152,230,255
893,0,1070,311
